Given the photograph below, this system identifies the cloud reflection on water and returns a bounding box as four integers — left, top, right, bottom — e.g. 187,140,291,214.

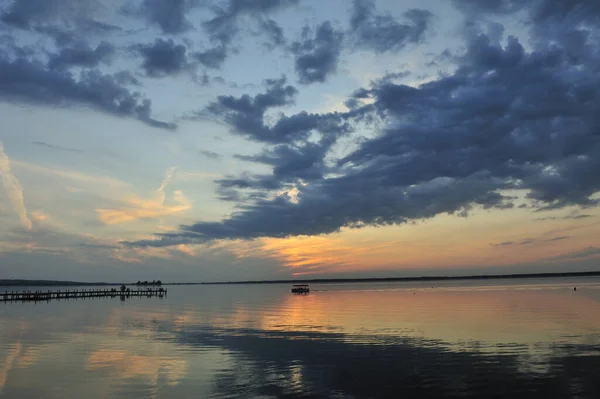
1,280,600,397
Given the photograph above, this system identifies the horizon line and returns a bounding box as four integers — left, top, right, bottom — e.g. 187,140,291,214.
3,270,600,287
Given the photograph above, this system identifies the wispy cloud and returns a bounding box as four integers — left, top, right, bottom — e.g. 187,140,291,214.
12,160,129,188
32,141,84,154
0,141,32,230
176,170,222,181
199,150,221,159
548,246,600,262
492,236,571,247
545,236,570,242
96,167,191,225
536,214,595,221
30,210,48,223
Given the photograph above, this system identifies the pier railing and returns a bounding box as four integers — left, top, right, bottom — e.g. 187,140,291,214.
1,288,167,303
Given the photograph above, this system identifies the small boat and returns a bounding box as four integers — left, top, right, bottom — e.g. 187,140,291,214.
291,284,310,294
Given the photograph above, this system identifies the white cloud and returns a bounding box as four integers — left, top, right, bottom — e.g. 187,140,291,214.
0,141,32,230
96,167,191,225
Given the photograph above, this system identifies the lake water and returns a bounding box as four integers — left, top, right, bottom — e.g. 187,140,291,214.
2,278,600,398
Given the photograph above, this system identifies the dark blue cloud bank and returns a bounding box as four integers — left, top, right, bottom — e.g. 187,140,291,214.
129,0,600,247
1,0,598,246
0,0,301,128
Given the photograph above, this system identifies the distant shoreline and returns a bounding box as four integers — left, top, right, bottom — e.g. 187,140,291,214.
2,271,600,287
187,271,600,285
0,280,117,287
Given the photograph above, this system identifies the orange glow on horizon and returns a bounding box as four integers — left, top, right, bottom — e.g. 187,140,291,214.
219,205,600,275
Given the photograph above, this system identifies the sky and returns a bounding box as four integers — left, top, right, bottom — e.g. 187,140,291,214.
0,0,599,283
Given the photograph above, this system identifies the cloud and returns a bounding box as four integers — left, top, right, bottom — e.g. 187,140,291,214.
128,174,509,246
549,246,600,262
0,141,32,230
202,76,299,142
30,211,48,223
199,150,220,159
546,236,570,242
32,141,84,154
451,0,600,24
12,160,129,189
118,1,600,247
48,41,115,70
535,214,595,221
492,241,515,247
96,167,191,225
260,18,286,49
349,0,433,53
196,0,298,68
201,76,361,149
135,38,189,77
230,137,342,190
450,0,525,15
193,45,228,69
203,0,298,45
491,236,570,246
0,55,175,129
0,0,103,30
571,214,594,219
290,21,344,84
123,0,199,34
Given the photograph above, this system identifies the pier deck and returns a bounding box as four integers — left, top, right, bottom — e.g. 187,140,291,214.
1,288,167,302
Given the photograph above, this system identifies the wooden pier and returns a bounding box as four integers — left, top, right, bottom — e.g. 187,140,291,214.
1,288,167,303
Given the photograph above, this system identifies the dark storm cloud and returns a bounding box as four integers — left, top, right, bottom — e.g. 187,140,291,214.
48,41,115,70
349,0,432,53
135,38,189,77
0,55,175,129
128,1,600,247
290,21,343,84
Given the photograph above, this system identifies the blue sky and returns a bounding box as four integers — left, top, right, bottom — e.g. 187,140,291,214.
1,0,599,282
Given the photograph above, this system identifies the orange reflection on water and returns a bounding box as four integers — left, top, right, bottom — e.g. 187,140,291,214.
87,349,187,386
257,283,600,349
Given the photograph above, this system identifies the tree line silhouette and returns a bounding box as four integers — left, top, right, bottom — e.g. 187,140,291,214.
135,280,162,286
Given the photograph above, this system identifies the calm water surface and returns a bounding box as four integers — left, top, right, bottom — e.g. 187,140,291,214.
2,278,600,398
